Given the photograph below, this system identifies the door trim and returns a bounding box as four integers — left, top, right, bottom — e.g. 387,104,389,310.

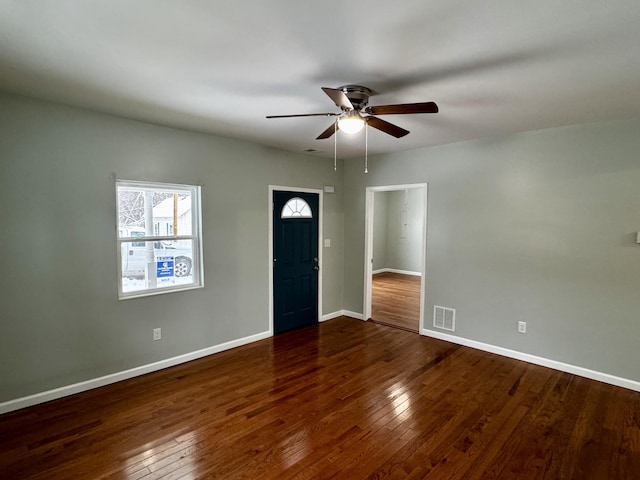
268,185,323,336
364,183,428,331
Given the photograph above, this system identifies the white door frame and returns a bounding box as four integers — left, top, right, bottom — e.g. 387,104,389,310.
268,185,324,336
364,183,427,331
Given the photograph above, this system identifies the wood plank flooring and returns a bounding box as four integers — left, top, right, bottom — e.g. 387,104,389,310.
1,317,640,479
371,272,421,332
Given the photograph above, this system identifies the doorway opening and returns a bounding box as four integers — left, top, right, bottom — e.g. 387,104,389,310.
364,184,427,333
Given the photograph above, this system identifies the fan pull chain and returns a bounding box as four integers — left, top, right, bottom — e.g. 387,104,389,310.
333,122,337,172
364,122,369,174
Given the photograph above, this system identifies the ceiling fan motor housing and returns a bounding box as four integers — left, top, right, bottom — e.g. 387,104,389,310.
338,85,371,111
266,84,438,140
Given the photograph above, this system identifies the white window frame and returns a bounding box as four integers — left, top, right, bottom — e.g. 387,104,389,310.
116,180,204,299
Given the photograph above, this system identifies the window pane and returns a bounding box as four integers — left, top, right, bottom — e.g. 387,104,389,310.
120,240,195,293
152,193,193,236
116,180,202,299
281,197,313,218
118,188,193,237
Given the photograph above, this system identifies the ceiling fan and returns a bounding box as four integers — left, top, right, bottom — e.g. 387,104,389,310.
266,85,438,140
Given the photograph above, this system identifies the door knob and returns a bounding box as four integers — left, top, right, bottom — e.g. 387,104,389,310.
313,265,319,271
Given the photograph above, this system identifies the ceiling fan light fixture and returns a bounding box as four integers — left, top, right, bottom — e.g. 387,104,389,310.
337,111,365,134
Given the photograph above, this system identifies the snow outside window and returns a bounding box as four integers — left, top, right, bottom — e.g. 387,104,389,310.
116,180,203,299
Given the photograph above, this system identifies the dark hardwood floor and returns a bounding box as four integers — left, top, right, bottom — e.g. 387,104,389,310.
371,272,421,332
1,317,640,479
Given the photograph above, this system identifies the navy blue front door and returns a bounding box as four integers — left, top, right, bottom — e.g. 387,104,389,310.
273,191,319,334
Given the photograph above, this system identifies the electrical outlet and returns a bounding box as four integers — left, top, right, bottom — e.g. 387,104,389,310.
153,328,161,341
517,321,527,334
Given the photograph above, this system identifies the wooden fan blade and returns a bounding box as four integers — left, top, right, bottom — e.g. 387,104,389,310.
266,113,338,119
364,102,438,115
316,121,339,139
321,87,354,110
366,116,409,138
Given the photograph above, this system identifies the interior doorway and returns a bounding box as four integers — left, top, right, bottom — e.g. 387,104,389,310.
364,184,427,332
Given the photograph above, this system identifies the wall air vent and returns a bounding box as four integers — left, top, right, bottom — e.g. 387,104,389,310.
433,305,455,332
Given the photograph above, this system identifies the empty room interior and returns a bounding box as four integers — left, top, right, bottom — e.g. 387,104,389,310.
1,1,640,479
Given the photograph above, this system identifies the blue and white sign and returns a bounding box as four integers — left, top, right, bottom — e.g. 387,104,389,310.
156,256,175,278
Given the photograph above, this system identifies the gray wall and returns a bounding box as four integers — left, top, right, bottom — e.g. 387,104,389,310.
344,117,640,382
0,94,344,402
372,191,389,270
387,189,424,273
373,189,424,273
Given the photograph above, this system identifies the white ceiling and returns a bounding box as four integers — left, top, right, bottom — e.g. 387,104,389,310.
1,1,640,158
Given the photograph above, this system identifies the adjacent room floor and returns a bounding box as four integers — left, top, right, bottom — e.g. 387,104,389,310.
371,271,421,332
2,317,639,479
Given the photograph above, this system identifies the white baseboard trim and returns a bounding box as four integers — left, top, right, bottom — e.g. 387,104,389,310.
321,311,344,322
15,321,633,416
321,310,366,321
372,268,422,277
421,328,640,393
0,330,272,415
343,310,366,321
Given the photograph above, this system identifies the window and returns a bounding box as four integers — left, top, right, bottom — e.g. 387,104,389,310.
281,197,312,218
116,180,203,299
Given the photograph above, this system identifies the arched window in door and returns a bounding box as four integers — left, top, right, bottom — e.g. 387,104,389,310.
281,197,313,218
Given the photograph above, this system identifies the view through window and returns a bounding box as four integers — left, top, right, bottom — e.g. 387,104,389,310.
117,180,203,299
